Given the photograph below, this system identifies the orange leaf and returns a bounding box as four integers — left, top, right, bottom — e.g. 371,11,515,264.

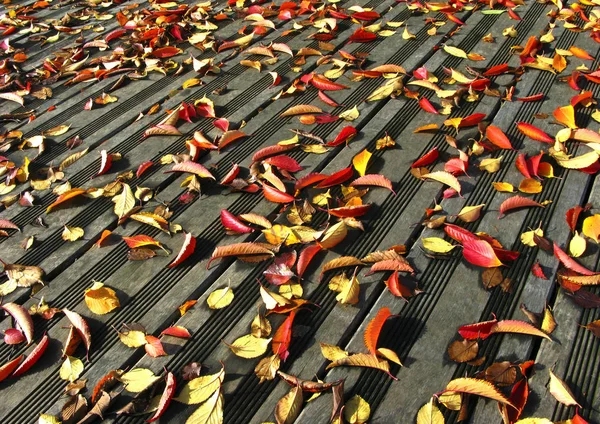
46,188,87,213
553,105,577,129
364,307,392,355
444,377,513,406
486,125,513,150
491,320,552,340
280,104,323,117
516,122,554,143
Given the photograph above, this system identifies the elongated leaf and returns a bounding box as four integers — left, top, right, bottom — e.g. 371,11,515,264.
350,174,395,193
516,122,553,143
208,243,274,268
62,308,92,359
499,196,543,218
326,353,397,380
167,161,215,179
548,369,580,406
491,320,551,340
423,171,461,195
46,188,87,213
2,303,34,344
280,105,323,117
554,242,597,276
444,377,513,406
364,307,391,355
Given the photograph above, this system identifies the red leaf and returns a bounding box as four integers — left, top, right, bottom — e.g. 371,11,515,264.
444,223,478,243
295,172,328,192
486,125,514,150
273,311,296,361
349,27,377,43
161,326,191,338
327,126,357,147
4,329,25,345
412,147,439,168
458,319,498,340
531,261,548,279
297,244,322,278
483,63,509,77
566,205,585,233
136,161,154,178
515,154,532,179
152,46,181,58
315,167,354,188
328,204,371,218
220,164,240,185
352,10,380,20
364,307,391,355
419,97,438,114
0,219,19,231
499,196,543,218
462,239,504,268
311,74,349,91
12,334,49,377
167,232,196,268
554,242,598,276
95,150,113,177
366,259,414,274
220,210,255,234
147,371,176,422
459,113,486,128
263,155,303,172
318,91,340,107
218,130,248,151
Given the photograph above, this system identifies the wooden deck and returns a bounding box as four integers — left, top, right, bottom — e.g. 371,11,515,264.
0,0,599,422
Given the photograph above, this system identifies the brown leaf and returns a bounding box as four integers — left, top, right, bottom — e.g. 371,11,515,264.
448,339,479,363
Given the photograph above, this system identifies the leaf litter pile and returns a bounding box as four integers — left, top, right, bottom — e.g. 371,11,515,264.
1,0,600,421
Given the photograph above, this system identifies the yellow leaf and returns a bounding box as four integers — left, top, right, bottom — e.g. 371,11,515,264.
503,26,517,37
121,368,160,393
422,171,461,194
583,214,600,242
422,237,456,253
417,398,445,424
344,395,370,424
275,385,302,424
352,149,372,177
251,313,272,338
255,354,281,383
59,356,84,382
376,347,402,365
554,151,599,169
521,227,544,247
301,144,329,154
541,306,557,334
336,272,360,304
443,44,468,59
38,415,62,424
519,178,543,194
319,342,349,361
479,157,503,173
402,27,416,39
185,388,223,424
549,369,580,407
414,124,440,133
569,232,586,257
514,419,553,424
225,334,271,358
457,204,485,223
207,287,234,309
175,369,224,404
119,329,147,348
183,78,202,89
339,105,360,121
312,190,332,207
112,183,135,220
62,226,84,242
84,281,120,314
